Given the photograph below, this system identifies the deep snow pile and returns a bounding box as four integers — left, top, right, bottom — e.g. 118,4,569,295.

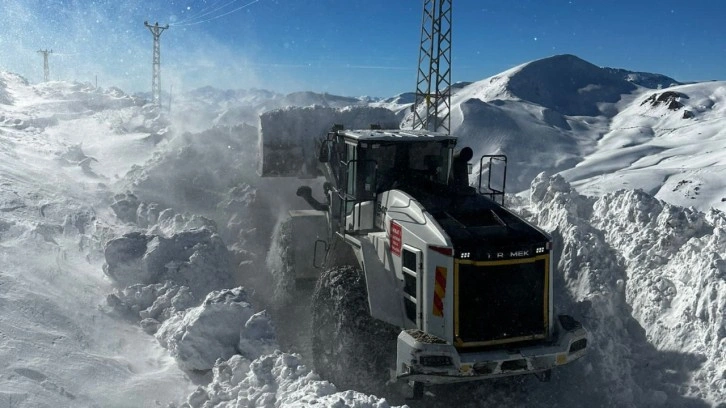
528,173,726,406
0,74,194,407
183,352,398,408
100,196,402,406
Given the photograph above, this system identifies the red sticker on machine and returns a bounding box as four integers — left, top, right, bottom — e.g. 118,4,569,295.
390,221,402,256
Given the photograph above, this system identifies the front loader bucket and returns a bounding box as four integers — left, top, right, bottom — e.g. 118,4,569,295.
258,106,399,177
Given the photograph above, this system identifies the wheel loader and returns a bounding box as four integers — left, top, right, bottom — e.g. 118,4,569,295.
259,107,588,397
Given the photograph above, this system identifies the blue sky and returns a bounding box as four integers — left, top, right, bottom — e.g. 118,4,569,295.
1,0,724,97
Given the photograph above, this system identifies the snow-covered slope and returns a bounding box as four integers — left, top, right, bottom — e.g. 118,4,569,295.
0,72,193,407
562,82,726,211
447,54,726,209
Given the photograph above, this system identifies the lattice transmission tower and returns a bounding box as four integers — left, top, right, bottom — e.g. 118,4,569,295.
37,49,53,82
144,21,169,107
411,0,452,134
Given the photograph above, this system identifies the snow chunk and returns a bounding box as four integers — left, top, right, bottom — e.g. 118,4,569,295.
238,311,278,360
155,287,262,371
103,227,234,298
106,281,196,333
183,352,399,408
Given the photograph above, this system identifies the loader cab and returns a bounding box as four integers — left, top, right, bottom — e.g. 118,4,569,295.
370,141,453,193
332,131,454,196
320,129,456,233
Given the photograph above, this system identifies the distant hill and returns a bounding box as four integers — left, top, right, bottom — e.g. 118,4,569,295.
503,54,639,116
281,91,366,108
602,67,681,89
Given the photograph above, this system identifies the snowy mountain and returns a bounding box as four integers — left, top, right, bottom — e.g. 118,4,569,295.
1,53,725,408
449,54,726,211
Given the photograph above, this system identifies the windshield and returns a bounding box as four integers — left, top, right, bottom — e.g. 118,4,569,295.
363,141,452,191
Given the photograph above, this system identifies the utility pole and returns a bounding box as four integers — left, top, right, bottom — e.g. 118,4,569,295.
412,0,452,134
144,21,169,107
37,49,53,82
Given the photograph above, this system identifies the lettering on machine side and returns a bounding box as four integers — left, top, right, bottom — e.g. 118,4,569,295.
485,248,534,260
390,220,402,257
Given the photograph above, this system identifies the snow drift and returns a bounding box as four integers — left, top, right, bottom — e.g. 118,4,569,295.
528,173,726,406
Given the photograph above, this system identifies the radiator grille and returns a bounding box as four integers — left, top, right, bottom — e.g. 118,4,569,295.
455,256,549,347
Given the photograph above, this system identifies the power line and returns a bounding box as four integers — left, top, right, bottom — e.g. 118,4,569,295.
144,21,169,107
171,0,261,27
174,0,229,25
172,0,243,25
37,49,53,82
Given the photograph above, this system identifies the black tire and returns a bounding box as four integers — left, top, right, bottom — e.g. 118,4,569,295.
311,265,398,392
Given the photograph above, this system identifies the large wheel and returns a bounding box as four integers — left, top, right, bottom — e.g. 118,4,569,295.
311,265,398,393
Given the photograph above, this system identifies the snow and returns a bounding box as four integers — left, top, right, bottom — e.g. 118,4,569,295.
524,173,726,406
1,52,726,407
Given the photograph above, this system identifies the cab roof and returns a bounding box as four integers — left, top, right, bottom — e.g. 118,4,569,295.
337,129,457,143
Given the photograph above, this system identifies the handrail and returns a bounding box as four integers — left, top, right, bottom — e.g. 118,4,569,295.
477,155,507,206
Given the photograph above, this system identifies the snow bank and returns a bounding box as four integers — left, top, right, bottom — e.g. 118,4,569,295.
529,173,726,406
103,200,276,373
0,76,12,105
33,80,143,112
103,225,234,298
0,71,29,105
122,124,260,213
107,281,196,334
182,352,398,408
155,287,275,371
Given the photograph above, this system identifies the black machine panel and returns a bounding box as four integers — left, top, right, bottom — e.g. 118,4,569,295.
456,258,548,346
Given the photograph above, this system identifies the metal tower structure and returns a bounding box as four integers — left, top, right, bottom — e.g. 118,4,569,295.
144,21,169,107
412,0,452,134
37,49,53,82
